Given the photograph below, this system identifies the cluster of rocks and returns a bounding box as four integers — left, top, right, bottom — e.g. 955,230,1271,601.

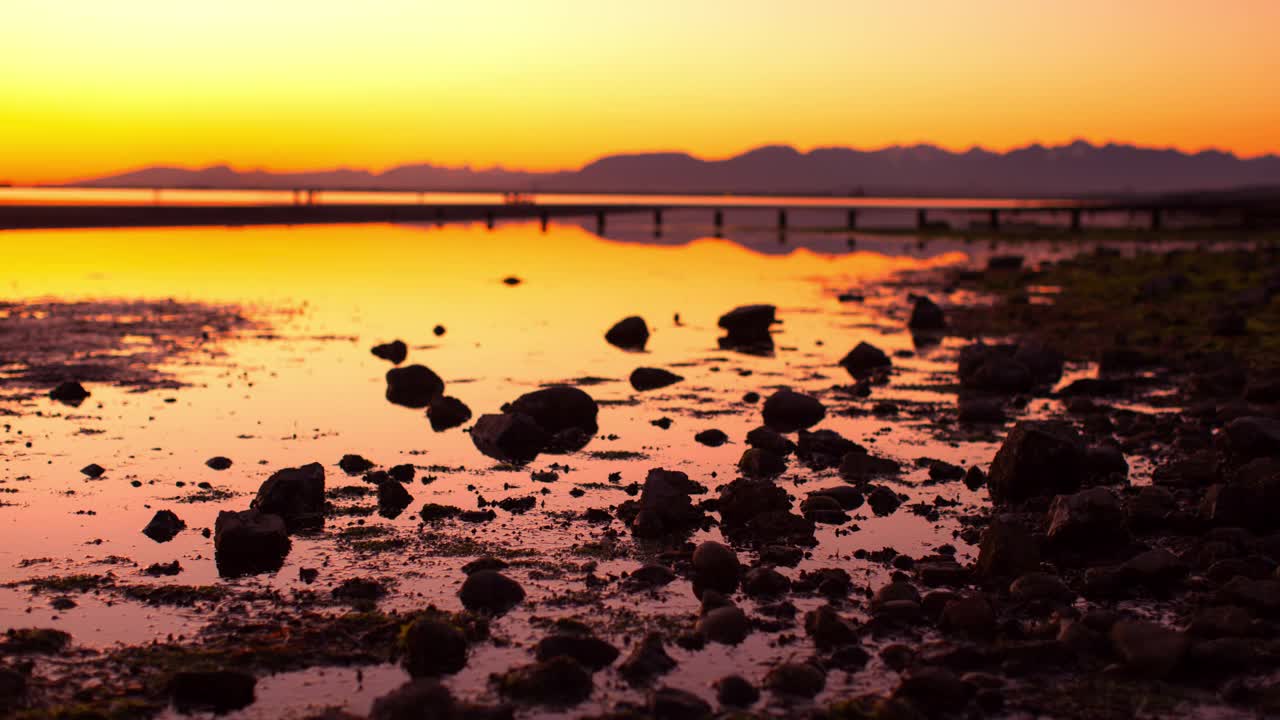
471,386,600,464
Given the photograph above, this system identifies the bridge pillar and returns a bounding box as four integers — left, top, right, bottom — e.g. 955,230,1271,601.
847,209,858,230
1070,208,1082,232
1150,208,1162,231
540,210,549,232
654,209,663,237
486,211,495,230
778,209,788,230
989,209,1000,231
596,211,606,235
916,209,928,229
713,209,723,236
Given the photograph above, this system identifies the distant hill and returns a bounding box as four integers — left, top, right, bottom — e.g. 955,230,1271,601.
71,141,1280,197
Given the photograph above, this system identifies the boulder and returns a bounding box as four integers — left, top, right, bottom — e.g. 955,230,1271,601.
745,426,795,456
718,305,776,344
974,516,1041,579
987,421,1087,504
908,296,946,330
761,390,825,432
1110,620,1188,679
371,340,408,364
742,567,791,597
718,477,791,527
804,604,859,649
694,429,728,447
618,632,676,682
631,368,683,392
369,680,454,720
840,342,892,378
402,617,468,676
169,670,256,714
1225,417,1280,460
606,316,649,350
629,468,707,538
737,448,787,477
213,509,291,577
764,662,825,697
509,386,599,437
535,634,619,671
796,429,863,470
470,413,550,464
650,686,712,720
376,477,413,518
385,364,444,408
427,396,472,431
696,605,750,645
49,381,90,406
692,541,741,594
459,570,525,614
142,509,185,543
339,454,374,474
252,462,326,531
714,675,760,707
839,450,902,481
496,656,592,705
1046,487,1127,552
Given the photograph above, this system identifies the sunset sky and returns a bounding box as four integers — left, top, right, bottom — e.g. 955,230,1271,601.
3,0,1278,184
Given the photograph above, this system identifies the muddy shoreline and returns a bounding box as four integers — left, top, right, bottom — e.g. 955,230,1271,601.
4,227,1280,719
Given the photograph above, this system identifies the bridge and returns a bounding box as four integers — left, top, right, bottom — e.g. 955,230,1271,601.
0,188,1271,233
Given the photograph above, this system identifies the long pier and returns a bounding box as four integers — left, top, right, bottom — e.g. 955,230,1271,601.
0,191,1272,233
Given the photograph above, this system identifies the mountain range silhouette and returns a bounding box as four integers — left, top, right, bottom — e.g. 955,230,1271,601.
73,141,1280,197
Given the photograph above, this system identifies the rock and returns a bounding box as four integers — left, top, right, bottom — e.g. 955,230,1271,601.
801,494,849,524
510,386,599,441
960,347,1033,393
873,581,922,611
402,616,469,676
138,508,185,543
462,557,509,575
697,605,750,644
804,604,859,649
80,463,105,478
629,468,707,538
252,462,326,531
692,541,741,594
385,364,445,408
988,255,1024,271
840,342,892,378
718,305,776,344
471,413,550,464
987,421,1087,504
764,662,825,697
433,325,446,336
1118,548,1186,589
631,367,684,392
839,450,902,481
1010,572,1074,603
806,486,864,511
867,486,902,516
1225,417,1280,460
606,316,649,350
1110,620,1188,679
388,464,416,484
369,680,455,720
376,477,413,517
371,340,408,364
205,456,232,470
1152,453,1220,488
144,560,182,576
624,563,677,590
909,296,946,330
339,454,374,474
694,429,728,447
745,426,795,456
0,666,26,709
214,509,291,577
940,594,996,639
1187,606,1256,638
650,686,712,720
1046,487,1127,552
715,675,759,707
893,667,972,716
737,448,787,477
169,670,256,713
1200,477,1280,531
718,477,791,527
743,567,791,597
797,429,863,469
1216,577,1280,615
427,396,472,431
1085,444,1128,479
49,381,90,406
963,465,986,490
761,390,825,432
974,516,1040,579
459,570,524,614
535,634,619,671
957,394,1006,423
619,632,676,682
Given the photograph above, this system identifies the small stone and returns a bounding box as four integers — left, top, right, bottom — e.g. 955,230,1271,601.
714,674,759,707
694,429,728,447
427,396,472,431
205,456,232,470
371,340,408,364
1110,620,1188,679
761,390,826,432
696,605,750,644
385,364,445,408
402,617,469,676
764,662,825,697
49,381,90,406
606,316,650,350
339,454,375,474
142,509,185,543
80,463,105,478
619,632,676,682
459,570,525,614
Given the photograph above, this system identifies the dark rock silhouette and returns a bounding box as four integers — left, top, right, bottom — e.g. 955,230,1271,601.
630,367,683,392
385,364,445,408
606,316,649,350
371,340,407,365
251,462,326,531
213,509,291,577
49,381,90,406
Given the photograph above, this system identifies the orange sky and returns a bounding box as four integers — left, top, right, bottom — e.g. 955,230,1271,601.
3,0,1278,185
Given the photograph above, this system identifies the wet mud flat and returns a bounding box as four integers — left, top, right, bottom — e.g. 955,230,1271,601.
3,225,1280,719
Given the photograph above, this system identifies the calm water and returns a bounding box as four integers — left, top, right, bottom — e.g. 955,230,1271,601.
0,220,1187,717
